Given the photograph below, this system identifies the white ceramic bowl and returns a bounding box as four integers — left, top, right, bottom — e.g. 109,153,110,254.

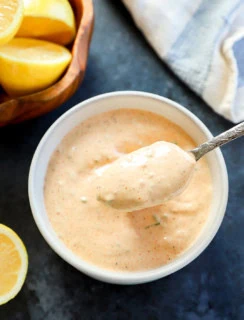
29,91,228,285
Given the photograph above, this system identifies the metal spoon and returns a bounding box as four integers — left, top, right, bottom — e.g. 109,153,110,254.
97,121,244,212
190,121,244,161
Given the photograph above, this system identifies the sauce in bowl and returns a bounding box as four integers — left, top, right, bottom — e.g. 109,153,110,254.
44,109,212,271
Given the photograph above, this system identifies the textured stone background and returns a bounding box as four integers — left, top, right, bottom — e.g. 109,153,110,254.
0,1,243,319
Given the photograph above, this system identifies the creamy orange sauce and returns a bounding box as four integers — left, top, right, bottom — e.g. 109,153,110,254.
44,109,212,272
96,141,196,211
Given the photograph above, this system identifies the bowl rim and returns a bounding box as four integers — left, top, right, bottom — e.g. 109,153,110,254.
29,91,229,285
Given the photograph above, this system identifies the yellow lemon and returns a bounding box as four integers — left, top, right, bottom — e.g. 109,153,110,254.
0,0,24,45
0,224,28,305
17,0,76,45
0,38,72,97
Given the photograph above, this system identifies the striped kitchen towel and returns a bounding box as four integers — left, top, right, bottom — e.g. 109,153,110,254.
122,0,244,123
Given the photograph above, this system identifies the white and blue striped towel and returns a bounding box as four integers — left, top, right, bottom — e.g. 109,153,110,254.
122,0,244,123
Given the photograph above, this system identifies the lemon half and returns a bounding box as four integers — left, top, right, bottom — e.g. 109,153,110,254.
0,0,24,45
0,37,72,97
0,224,28,305
17,0,76,45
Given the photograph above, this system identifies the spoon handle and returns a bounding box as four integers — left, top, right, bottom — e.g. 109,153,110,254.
191,121,244,161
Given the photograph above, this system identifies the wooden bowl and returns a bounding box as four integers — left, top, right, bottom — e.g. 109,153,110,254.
0,0,94,126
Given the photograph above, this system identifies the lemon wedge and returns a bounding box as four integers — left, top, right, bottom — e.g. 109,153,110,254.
0,224,28,305
0,38,72,97
0,0,24,45
17,0,76,45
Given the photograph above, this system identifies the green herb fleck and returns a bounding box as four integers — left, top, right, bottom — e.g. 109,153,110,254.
145,222,160,229
153,214,160,223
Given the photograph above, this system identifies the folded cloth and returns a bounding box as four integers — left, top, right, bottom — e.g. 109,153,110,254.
122,0,244,123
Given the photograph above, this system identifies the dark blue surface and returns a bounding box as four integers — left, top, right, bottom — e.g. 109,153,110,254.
0,1,243,319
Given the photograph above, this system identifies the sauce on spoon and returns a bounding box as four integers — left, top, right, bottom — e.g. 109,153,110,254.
96,141,196,211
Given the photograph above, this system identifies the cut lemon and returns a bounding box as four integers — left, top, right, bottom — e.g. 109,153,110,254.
0,0,24,45
0,224,28,305
0,38,72,97
17,0,76,45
